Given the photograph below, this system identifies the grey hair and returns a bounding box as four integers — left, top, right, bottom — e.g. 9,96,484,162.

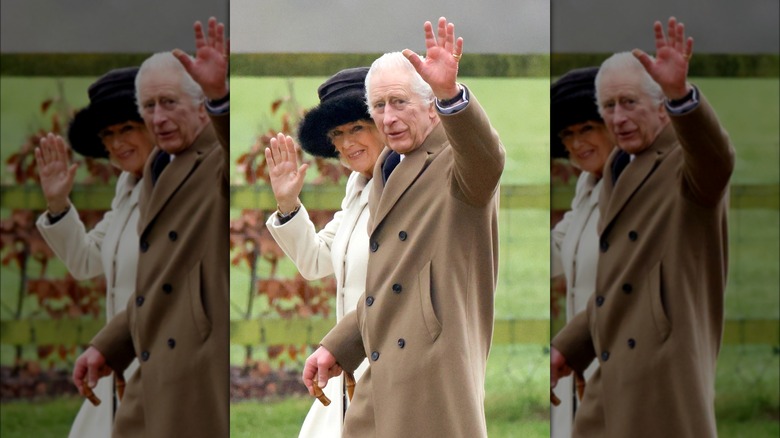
595,52,665,114
365,52,435,110
135,52,205,111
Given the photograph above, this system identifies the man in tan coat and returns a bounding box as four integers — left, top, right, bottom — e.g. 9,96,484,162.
72,18,229,437
551,18,735,437
303,17,505,437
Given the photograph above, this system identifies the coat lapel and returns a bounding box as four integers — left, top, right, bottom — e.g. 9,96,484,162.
139,125,216,234
368,124,446,234
598,125,677,235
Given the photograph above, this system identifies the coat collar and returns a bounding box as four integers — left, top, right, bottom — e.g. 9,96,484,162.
598,123,677,234
139,123,217,233
368,123,447,234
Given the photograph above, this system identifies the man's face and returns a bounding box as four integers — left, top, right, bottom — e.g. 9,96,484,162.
137,69,207,155
368,70,437,155
597,72,667,155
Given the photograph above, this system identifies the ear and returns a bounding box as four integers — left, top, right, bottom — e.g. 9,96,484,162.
657,101,669,123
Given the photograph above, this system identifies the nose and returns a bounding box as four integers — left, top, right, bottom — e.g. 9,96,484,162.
152,104,167,125
572,135,584,150
612,105,627,124
382,105,398,126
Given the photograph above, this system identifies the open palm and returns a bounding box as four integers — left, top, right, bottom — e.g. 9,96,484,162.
35,133,77,211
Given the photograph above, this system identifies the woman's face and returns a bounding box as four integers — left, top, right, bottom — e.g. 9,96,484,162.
558,120,613,177
98,120,155,177
328,120,385,178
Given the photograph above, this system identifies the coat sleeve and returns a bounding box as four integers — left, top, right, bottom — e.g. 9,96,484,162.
35,173,129,280
439,88,506,207
551,308,596,375
90,308,136,373
208,111,230,185
320,310,366,373
673,90,735,207
266,204,341,280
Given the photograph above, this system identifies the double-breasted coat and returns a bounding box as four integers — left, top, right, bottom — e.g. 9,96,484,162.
90,113,229,437
550,171,603,438
266,171,373,437
552,92,735,437
37,172,142,438
321,90,505,437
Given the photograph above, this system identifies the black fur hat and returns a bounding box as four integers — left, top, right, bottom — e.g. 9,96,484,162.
550,66,602,159
297,67,372,158
67,67,142,159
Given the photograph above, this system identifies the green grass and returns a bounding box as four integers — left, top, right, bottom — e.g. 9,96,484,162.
0,397,82,438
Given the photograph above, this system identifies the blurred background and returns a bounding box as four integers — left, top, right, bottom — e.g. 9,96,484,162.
0,1,228,436
550,1,779,436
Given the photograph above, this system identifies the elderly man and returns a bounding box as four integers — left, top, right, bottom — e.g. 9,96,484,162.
72,18,229,437
302,17,505,437
551,18,735,437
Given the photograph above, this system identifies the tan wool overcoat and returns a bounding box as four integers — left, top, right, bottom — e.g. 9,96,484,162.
322,90,505,438
91,113,229,437
552,93,735,437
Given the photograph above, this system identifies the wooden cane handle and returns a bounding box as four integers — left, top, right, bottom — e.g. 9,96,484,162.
575,373,586,401
312,381,331,406
116,374,126,401
550,388,561,406
345,372,356,401
82,380,101,406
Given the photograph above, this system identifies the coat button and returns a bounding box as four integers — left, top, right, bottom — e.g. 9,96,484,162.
168,231,177,241
140,240,149,252
392,283,402,294
628,338,636,349
136,296,145,307
371,351,380,361
167,338,176,349
397,339,406,348
398,231,407,241
366,296,374,306
599,239,609,253
622,283,633,293
628,231,638,241
370,241,379,252
163,283,173,294
601,351,610,361
595,296,605,306
141,351,150,361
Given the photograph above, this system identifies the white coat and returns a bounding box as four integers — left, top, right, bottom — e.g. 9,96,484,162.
550,170,603,438
36,171,141,438
266,171,372,437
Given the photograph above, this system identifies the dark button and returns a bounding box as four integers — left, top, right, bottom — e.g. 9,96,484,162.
628,231,638,241
371,351,380,361
167,338,176,349
162,283,173,294
140,240,149,252
595,296,605,307
135,296,145,307
168,231,178,241
141,351,150,361
392,283,402,294
370,241,379,252
366,296,375,306
398,231,407,241
622,283,633,293
599,239,609,253
397,338,406,348
628,338,636,349
601,351,610,361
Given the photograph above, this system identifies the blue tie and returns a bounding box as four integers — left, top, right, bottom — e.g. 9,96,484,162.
151,151,170,186
611,151,630,185
382,151,400,184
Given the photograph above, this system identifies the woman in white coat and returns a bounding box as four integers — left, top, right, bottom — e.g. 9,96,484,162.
35,67,154,438
264,67,384,437
549,67,615,438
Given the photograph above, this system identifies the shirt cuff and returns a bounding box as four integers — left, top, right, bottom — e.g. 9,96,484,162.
436,84,470,114
665,85,699,115
206,92,230,115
